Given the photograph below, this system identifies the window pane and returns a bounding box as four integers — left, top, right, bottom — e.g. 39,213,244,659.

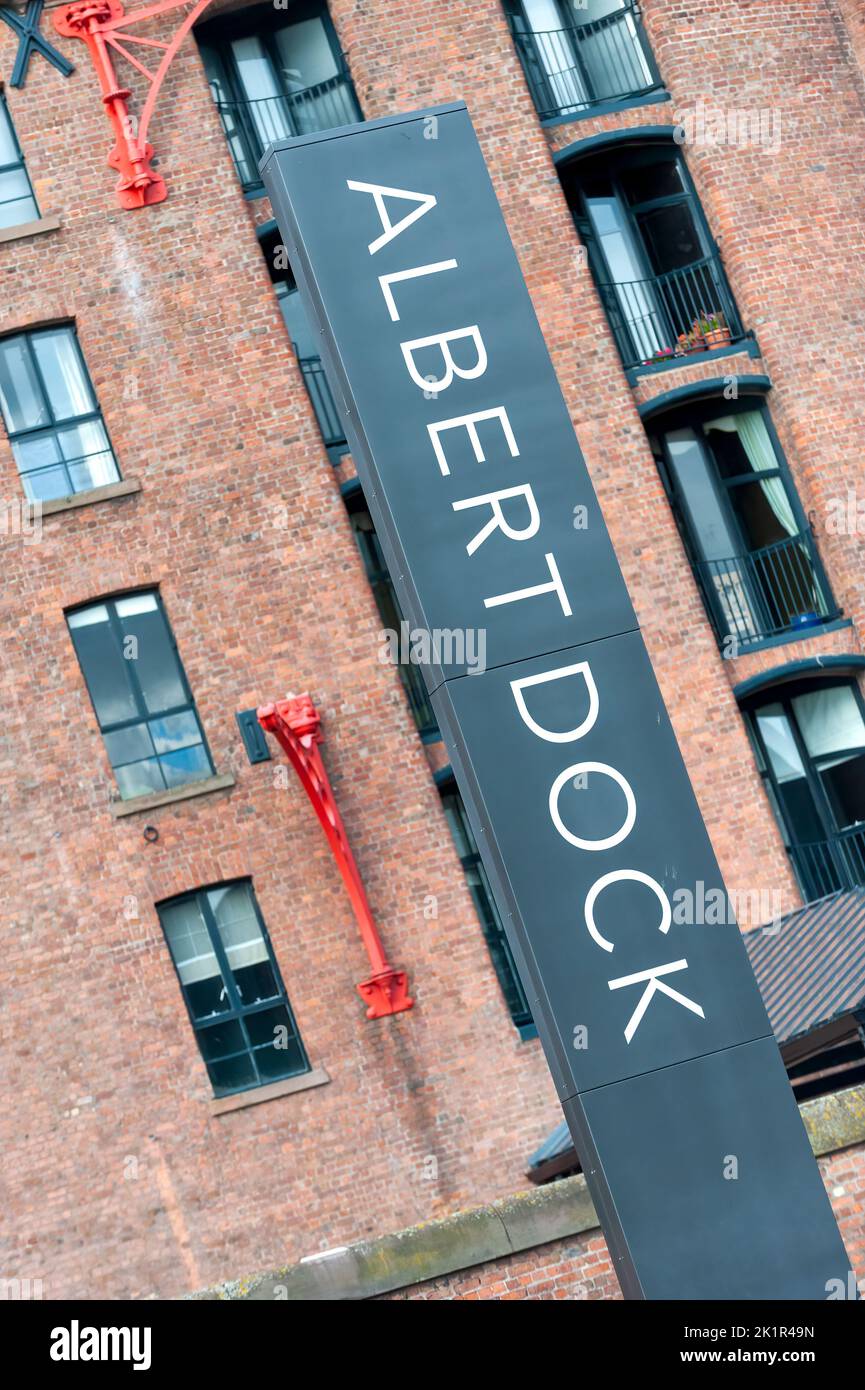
31,329,96,421
0,100,19,164
159,742,211,789
755,704,805,783
254,1032,305,1081
621,157,684,206
160,898,229,1021
115,757,165,800
118,601,188,713
273,18,338,90
793,687,865,760
207,883,277,1003
197,1018,246,1061
0,336,46,432
68,606,139,727
13,432,61,475
149,710,202,754
0,169,37,229
637,200,703,273
103,721,155,768
209,1054,258,1094
20,464,69,502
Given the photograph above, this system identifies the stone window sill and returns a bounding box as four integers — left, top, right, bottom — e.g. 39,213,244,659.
0,214,61,246
210,1067,331,1116
40,477,141,516
110,772,235,818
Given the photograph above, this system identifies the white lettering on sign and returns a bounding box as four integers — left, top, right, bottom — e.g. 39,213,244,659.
428,408,519,477
608,961,705,1045
347,180,438,254
452,484,540,556
347,174,705,1044
401,326,487,393
379,260,458,321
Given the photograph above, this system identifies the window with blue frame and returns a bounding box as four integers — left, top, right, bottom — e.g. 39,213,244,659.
67,593,214,800
504,0,662,122
646,397,836,649
259,225,347,458
0,325,120,502
196,1,361,193
157,881,309,1097
561,139,744,369
440,778,534,1034
0,91,38,230
743,678,865,903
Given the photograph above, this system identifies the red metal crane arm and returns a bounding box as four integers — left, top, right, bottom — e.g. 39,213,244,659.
54,0,216,208
258,695,413,1020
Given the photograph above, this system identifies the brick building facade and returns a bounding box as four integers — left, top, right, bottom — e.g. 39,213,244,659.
2,0,865,1299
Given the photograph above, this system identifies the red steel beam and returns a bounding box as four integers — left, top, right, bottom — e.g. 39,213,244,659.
258,694,413,1020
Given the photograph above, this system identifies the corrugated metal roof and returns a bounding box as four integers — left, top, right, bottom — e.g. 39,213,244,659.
528,888,865,1171
744,886,865,1045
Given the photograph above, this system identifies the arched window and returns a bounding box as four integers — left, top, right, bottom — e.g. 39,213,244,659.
743,676,865,901
645,394,836,649
503,1,662,121
559,136,744,369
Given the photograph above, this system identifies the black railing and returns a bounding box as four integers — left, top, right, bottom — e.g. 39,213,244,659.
508,2,661,120
694,530,836,648
789,825,865,902
595,252,744,370
298,355,346,452
213,73,361,191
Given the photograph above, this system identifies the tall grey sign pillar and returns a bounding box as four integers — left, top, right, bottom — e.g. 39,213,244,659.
261,104,851,1300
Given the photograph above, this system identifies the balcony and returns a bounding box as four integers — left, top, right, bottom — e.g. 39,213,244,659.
507,2,662,121
298,355,346,454
694,530,837,649
595,253,745,371
789,825,865,903
213,73,360,193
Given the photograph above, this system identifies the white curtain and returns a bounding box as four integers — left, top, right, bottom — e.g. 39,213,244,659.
704,411,798,538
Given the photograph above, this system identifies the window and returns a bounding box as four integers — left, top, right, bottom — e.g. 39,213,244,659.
560,140,744,369
346,493,439,740
504,1,662,121
745,678,865,901
158,882,309,1096
648,398,835,647
440,779,534,1034
0,92,38,229
68,593,214,800
259,226,346,456
0,326,120,502
197,2,361,193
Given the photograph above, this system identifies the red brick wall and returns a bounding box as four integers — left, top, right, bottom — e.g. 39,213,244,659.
1,0,864,1299
381,1142,865,1300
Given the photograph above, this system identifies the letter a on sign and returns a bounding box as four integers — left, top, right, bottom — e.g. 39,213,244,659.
262,104,851,1300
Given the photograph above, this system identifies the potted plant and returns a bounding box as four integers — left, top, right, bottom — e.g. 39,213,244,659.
699,313,732,349
646,346,675,364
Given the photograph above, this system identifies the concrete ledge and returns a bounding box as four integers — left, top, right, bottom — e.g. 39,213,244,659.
801,1084,865,1157
40,477,141,516
191,1082,865,1301
192,1174,599,1301
110,772,235,818
0,214,61,246
211,1067,330,1116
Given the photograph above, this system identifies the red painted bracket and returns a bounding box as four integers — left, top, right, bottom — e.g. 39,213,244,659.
54,0,214,208
258,694,413,1020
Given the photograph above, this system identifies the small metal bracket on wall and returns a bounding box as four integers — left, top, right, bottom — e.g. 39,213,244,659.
52,0,214,208
258,693,414,1020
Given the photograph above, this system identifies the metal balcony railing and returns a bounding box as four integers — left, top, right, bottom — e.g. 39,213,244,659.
594,252,745,370
694,529,836,648
298,355,346,452
213,72,361,191
508,2,662,120
789,825,865,903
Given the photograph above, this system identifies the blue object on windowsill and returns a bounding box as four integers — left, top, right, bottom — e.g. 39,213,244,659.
792,612,822,629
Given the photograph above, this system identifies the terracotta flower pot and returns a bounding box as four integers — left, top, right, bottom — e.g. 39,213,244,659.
704,327,732,349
